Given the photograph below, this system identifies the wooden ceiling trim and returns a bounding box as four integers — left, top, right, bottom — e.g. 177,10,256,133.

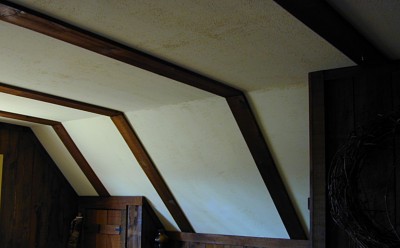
0,82,121,116
0,110,60,126
111,114,194,233
0,1,241,97
52,124,110,197
226,94,307,240
272,0,389,65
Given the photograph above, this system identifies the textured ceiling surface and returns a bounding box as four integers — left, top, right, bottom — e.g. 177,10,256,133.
2,0,395,239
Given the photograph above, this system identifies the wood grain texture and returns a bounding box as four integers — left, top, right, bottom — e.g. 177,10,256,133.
273,0,389,65
79,196,143,210
308,72,327,248
0,123,78,247
0,82,121,116
309,63,400,248
53,123,110,196
0,2,241,97
111,114,194,233
0,110,60,125
226,94,307,240
167,232,311,248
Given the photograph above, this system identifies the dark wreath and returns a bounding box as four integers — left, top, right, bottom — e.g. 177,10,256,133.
328,111,400,248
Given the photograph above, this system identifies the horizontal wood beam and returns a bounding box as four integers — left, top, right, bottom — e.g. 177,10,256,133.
53,124,110,197
0,110,60,126
111,114,194,233
167,232,310,248
273,0,389,65
79,196,143,210
227,94,307,240
0,82,121,116
0,1,241,97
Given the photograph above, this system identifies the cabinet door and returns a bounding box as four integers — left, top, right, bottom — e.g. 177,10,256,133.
84,209,126,248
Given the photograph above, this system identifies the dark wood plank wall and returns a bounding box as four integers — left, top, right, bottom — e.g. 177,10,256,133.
309,63,400,247
0,123,79,247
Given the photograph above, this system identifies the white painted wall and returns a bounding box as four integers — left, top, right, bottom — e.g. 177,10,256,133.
248,84,310,232
127,96,290,238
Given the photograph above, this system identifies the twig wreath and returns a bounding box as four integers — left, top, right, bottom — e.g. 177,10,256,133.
328,110,400,248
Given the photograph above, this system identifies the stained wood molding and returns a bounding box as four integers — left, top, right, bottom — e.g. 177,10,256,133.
167,232,311,248
273,0,389,65
227,94,306,240
0,82,121,116
111,114,194,233
0,2,241,97
0,110,60,126
0,1,307,238
52,124,110,197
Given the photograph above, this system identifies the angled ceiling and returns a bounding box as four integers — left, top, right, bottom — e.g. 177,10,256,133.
1,0,398,240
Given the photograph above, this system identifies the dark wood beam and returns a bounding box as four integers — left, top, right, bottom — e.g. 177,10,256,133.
227,94,307,240
0,82,121,116
273,0,390,65
53,124,110,197
111,114,194,233
0,110,60,126
167,231,311,248
0,1,241,97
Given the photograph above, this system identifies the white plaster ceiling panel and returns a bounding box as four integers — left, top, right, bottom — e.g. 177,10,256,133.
248,85,310,232
62,116,179,231
9,0,354,91
0,21,213,113
0,116,42,127
126,96,288,238
31,125,98,196
0,92,99,121
327,0,400,59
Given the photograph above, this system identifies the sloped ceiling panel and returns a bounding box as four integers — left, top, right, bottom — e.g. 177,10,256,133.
32,125,98,196
0,21,213,112
8,0,354,91
62,116,179,231
126,96,287,238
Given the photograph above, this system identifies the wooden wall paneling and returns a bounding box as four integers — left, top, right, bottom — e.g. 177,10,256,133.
353,68,397,244
79,196,143,209
0,123,79,247
308,71,326,248
272,0,389,65
324,75,356,248
53,124,110,196
393,69,400,233
226,94,307,240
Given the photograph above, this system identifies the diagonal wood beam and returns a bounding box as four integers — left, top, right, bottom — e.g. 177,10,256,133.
0,110,109,196
0,1,240,97
272,0,390,65
0,2,307,238
111,114,194,232
227,94,306,239
0,82,121,116
0,110,59,126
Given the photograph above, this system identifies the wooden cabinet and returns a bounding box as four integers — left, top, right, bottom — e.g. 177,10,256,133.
79,196,164,248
